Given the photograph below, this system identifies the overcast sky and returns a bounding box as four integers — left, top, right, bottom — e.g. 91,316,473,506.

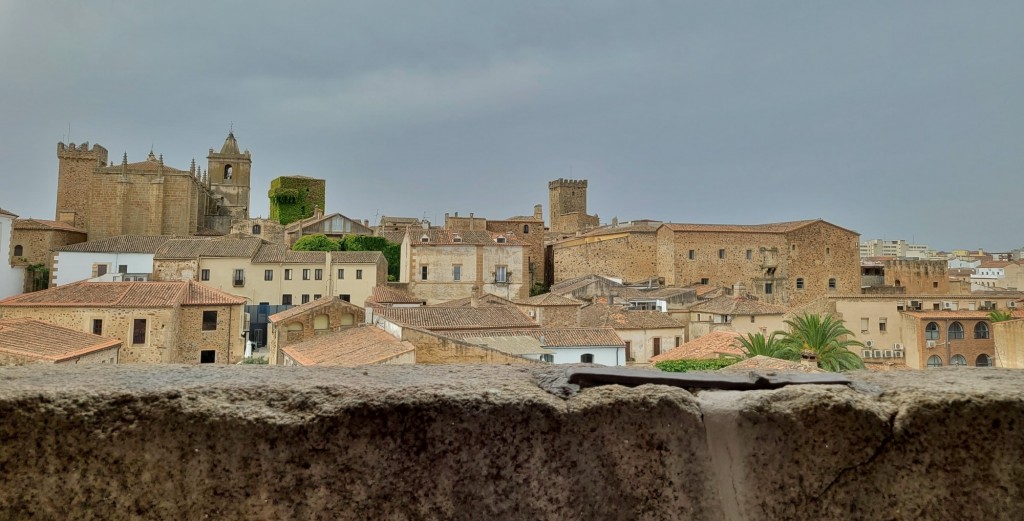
1,1,1021,251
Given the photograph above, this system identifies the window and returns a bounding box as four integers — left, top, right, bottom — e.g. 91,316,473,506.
495,265,508,283
828,278,837,290
826,247,830,255
746,249,752,260
523,224,530,234
252,224,261,235
132,319,146,346
764,282,773,294
233,269,244,287
301,294,310,304
580,354,595,363
201,269,210,281
948,321,965,340
976,354,992,367
970,321,990,340
791,244,797,251
314,269,323,280
264,269,273,281
879,318,887,332
200,350,216,364
284,269,292,280
95,264,108,277
675,336,682,347
92,319,103,336
202,311,218,331
925,322,940,340
796,278,804,289
950,354,967,366
314,294,322,300
453,265,462,281
624,340,633,361
302,269,311,280
750,316,755,323
860,317,869,333
496,236,506,243
421,235,430,242
282,294,292,305
421,265,428,281
118,265,128,274
933,281,939,288
340,294,351,302
927,355,942,368
688,249,696,260
700,278,709,285
13,245,22,256
653,337,662,356
356,269,363,280
338,269,345,279
540,354,553,363
718,249,725,259
224,165,233,180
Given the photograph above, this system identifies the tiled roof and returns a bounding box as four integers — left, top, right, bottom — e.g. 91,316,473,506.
719,355,821,373
0,207,18,218
55,235,174,254
154,237,264,260
659,219,854,235
902,310,1024,320
13,218,86,233
379,231,407,244
0,318,121,362
366,286,425,305
582,222,660,237
409,229,527,246
514,292,582,307
979,261,1012,268
442,327,625,348
0,280,244,308
578,303,685,330
330,251,385,264
436,293,515,307
281,326,414,367
862,361,913,372
631,287,695,300
251,245,327,264
650,331,743,362
459,335,553,355
373,306,539,330
502,215,543,221
269,296,362,323
688,295,788,316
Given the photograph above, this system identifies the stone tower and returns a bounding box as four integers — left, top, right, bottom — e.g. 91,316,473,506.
548,178,598,234
55,142,108,229
207,131,251,224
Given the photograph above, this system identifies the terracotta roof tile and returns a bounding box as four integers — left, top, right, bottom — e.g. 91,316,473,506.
435,293,515,307
659,219,853,235
719,355,821,373
329,251,385,264
154,237,264,259
688,295,788,316
442,327,624,347
650,331,743,362
0,208,18,218
182,281,247,305
0,280,244,308
13,218,86,233
409,229,527,246
578,303,684,330
0,318,121,363
374,306,538,330
269,296,362,323
55,235,175,254
281,326,414,366
514,292,582,306
366,286,426,305
251,245,326,264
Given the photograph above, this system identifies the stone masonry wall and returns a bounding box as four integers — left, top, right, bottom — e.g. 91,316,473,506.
0,366,1022,520
401,327,538,365
883,259,950,295
175,305,245,364
552,232,658,284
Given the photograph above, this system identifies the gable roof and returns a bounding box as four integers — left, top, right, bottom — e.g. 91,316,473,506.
436,293,515,307
578,303,685,330
0,318,121,363
514,292,582,307
650,331,743,362
373,306,538,331
687,295,788,316
154,237,264,260
251,245,326,264
0,280,245,308
0,207,17,218
366,286,426,306
659,219,856,236
287,212,373,234
330,251,386,264
442,327,625,348
269,296,363,323
55,235,174,254
281,325,414,367
13,218,86,233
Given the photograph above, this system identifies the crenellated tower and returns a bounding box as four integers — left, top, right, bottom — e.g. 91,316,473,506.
548,178,599,234
56,142,108,229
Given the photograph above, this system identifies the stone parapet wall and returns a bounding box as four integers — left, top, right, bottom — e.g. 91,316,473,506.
0,365,1021,520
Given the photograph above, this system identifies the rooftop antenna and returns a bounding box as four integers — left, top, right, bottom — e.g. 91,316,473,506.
230,121,234,133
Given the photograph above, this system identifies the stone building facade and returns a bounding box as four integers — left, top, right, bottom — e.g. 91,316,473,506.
266,296,367,365
446,205,546,289
10,219,88,291
900,311,1009,369
883,259,949,294
230,218,287,245
53,132,250,239
548,179,599,235
550,222,660,284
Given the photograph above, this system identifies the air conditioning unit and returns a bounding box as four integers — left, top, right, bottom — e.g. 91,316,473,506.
873,350,882,358
893,343,903,350
894,350,904,358
942,301,953,310
883,350,893,358
1010,301,1017,308
865,340,874,348
862,350,873,358
926,340,936,349
527,310,535,317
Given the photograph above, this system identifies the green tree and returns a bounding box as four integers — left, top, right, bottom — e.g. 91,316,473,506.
340,235,401,281
779,313,865,372
733,331,799,361
292,234,340,251
988,309,1014,322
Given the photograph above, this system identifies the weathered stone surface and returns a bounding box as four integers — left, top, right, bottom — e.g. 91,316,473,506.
0,365,1023,520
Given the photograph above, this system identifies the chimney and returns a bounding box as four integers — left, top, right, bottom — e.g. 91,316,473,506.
421,220,429,230
576,305,583,327
314,206,323,219
471,285,481,308
611,217,618,227
363,219,369,227
534,204,543,221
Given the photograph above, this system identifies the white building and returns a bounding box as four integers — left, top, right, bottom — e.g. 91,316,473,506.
0,208,24,298
860,239,934,259
52,235,171,286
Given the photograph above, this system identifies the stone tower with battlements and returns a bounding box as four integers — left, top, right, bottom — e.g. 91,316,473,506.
56,142,109,229
548,178,599,234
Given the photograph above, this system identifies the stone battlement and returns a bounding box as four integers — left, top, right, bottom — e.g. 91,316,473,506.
0,365,1021,520
57,141,108,161
548,178,588,188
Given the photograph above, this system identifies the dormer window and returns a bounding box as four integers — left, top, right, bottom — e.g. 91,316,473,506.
252,224,261,235
420,234,430,242
496,236,506,244
453,235,462,243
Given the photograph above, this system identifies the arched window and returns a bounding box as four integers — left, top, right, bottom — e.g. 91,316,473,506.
976,354,992,367
828,278,837,290
927,355,942,368
925,322,940,340
12,245,22,256
894,279,902,287
974,322,989,339
580,354,594,363
252,224,261,235
313,314,329,331
224,165,233,180
950,354,967,366
948,321,965,340
523,224,530,234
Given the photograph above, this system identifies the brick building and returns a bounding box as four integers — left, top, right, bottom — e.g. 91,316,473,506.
53,132,250,239
900,310,1018,369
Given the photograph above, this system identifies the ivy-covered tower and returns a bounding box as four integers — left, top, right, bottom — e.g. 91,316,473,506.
268,176,326,225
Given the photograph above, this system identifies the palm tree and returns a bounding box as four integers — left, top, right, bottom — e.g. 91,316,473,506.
988,309,1013,323
779,313,865,372
733,331,799,361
